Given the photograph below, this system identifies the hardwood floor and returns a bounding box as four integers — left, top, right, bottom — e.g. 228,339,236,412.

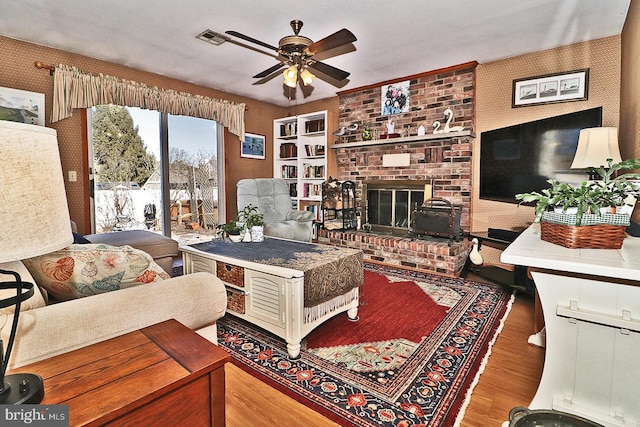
224,274,545,426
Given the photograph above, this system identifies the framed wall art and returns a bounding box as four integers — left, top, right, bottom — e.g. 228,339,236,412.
241,132,266,159
0,87,45,126
381,80,410,115
512,69,589,107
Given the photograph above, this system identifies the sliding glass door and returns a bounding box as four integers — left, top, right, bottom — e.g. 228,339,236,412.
89,105,224,243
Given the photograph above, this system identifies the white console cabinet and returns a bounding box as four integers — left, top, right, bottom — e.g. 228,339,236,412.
502,224,640,427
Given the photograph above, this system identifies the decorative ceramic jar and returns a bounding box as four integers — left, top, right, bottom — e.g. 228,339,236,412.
250,225,264,242
362,124,372,141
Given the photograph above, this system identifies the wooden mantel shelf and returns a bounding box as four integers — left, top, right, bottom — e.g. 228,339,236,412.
330,130,475,149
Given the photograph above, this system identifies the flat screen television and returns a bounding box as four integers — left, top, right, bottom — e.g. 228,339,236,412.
479,107,603,203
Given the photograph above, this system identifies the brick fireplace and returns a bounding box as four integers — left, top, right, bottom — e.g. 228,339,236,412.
317,63,476,276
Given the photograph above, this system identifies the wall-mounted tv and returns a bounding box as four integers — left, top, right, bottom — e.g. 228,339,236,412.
479,107,603,203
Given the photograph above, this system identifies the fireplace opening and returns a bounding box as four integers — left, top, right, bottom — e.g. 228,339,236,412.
362,180,431,236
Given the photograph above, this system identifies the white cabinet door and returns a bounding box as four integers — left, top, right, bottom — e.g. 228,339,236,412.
245,269,286,329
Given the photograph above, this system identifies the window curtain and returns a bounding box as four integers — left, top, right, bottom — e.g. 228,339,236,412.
50,64,245,139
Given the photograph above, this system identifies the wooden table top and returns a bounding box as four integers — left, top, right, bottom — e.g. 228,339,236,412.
10,319,230,426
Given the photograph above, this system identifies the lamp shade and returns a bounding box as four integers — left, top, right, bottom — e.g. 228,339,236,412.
0,121,73,263
299,68,315,86
283,65,298,88
570,127,622,169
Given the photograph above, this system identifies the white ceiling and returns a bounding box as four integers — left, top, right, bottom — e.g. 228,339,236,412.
0,0,631,107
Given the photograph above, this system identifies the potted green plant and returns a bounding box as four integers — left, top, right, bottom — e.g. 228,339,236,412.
517,158,640,225
586,158,640,213
216,220,243,242
237,204,266,242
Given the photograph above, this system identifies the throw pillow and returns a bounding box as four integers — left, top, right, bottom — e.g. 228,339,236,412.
23,244,170,301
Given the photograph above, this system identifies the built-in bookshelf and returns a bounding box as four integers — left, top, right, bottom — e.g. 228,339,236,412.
273,110,336,211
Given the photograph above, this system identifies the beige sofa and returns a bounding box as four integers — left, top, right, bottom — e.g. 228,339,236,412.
1,259,227,370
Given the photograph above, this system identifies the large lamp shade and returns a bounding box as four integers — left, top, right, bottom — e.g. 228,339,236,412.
0,120,73,262
570,127,622,169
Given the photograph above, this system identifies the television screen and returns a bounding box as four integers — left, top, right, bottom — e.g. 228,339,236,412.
479,107,603,203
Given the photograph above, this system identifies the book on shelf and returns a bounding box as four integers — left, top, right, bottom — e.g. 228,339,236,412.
302,163,325,178
288,182,297,197
303,183,322,197
304,119,325,133
279,121,297,137
304,144,325,156
279,142,297,158
281,165,297,178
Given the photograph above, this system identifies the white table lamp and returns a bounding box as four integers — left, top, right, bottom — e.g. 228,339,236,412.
0,120,73,404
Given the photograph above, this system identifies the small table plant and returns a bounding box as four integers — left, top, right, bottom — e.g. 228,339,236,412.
515,158,640,248
218,205,265,242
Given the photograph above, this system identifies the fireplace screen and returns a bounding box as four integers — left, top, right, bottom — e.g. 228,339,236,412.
366,188,425,234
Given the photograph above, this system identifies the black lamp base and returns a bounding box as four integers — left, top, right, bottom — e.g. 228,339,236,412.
0,373,45,404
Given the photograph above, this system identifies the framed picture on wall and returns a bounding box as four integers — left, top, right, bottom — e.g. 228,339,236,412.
241,132,266,159
512,69,589,107
0,86,45,126
381,80,410,115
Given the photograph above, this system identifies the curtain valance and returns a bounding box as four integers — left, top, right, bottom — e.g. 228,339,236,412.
51,64,245,139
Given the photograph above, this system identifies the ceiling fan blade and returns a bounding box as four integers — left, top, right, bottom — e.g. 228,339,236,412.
226,30,279,52
305,29,357,56
307,60,350,81
253,63,286,78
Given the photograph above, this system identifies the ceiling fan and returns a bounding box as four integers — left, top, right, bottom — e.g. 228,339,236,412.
226,20,357,89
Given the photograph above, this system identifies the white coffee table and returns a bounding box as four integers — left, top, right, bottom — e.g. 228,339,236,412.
181,238,362,358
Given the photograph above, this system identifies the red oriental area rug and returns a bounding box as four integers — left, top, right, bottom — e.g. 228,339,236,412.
217,263,514,426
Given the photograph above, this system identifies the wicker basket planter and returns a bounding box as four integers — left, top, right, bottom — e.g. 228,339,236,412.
540,211,630,249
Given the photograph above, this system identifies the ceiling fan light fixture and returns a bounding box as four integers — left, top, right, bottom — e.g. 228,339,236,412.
299,68,315,86
283,65,298,88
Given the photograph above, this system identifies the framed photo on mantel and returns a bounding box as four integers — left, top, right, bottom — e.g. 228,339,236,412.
512,69,589,108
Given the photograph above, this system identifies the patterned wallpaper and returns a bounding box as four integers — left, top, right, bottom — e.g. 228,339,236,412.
473,35,622,266
474,35,622,233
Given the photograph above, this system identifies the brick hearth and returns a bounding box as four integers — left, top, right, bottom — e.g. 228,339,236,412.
317,229,470,276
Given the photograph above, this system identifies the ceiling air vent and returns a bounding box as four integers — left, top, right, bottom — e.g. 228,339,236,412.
196,30,227,46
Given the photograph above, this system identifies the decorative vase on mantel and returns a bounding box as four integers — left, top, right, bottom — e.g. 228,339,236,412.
362,124,372,141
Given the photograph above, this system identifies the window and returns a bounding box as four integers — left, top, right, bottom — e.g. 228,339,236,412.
89,105,225,243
